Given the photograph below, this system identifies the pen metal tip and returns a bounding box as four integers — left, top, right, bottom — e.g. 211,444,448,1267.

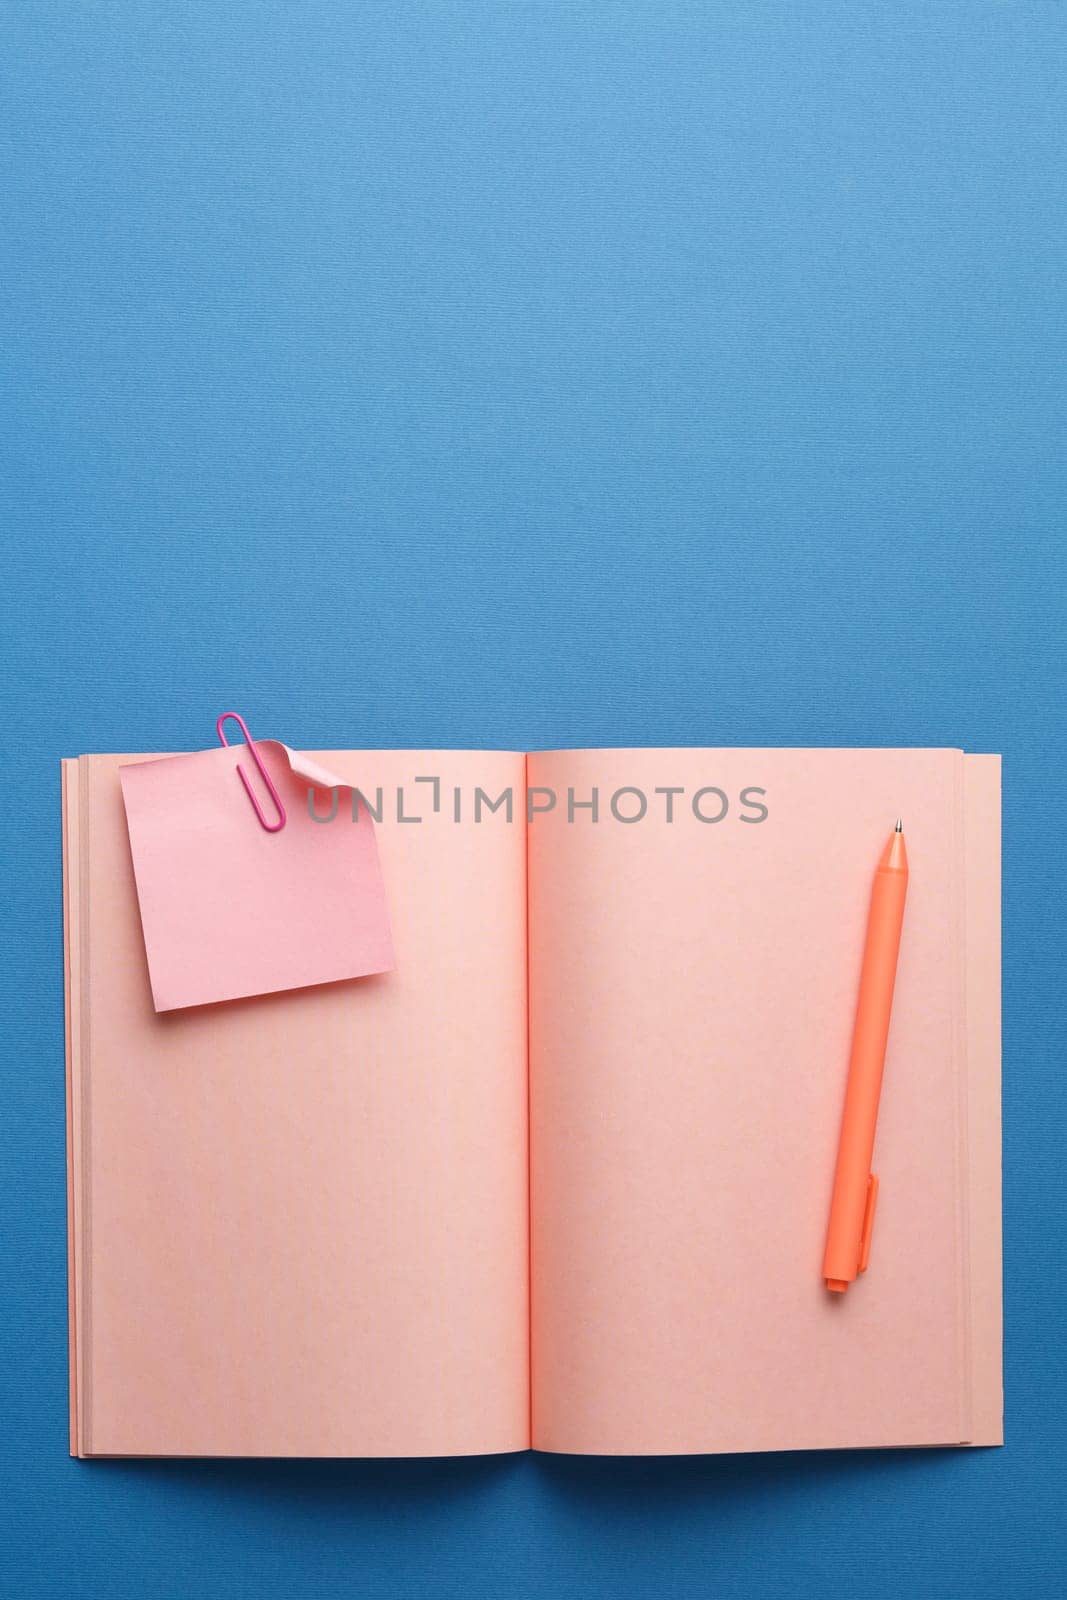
894,817,903,832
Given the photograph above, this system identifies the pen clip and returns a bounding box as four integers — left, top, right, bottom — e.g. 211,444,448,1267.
858,1173,879,1274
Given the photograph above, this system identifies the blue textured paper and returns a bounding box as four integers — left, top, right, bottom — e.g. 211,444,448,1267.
2,4,1065,1596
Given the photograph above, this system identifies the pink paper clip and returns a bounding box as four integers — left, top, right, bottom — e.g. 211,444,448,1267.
216,712,287,833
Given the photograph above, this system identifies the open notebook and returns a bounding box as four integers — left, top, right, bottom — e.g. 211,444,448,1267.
63,748,1002,1457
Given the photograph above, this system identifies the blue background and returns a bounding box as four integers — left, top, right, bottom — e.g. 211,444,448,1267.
2,3,1065,1596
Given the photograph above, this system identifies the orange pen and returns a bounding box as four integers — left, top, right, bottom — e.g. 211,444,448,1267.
823,820,909,1293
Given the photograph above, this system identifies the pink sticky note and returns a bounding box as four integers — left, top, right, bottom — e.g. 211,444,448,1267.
119,742,394,1010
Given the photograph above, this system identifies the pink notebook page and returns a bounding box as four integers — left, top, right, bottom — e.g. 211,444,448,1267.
64,750,529,1457
528,748,1001,1454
